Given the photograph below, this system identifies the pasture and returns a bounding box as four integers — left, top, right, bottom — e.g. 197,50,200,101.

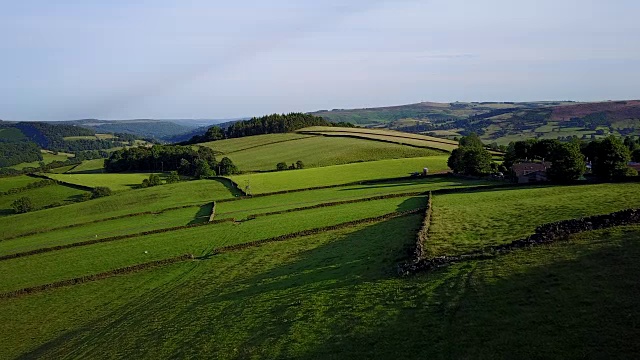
66,159,106,174
0,175,41,192
9,151,74,170
1,220,638,359
0,184,88,217
46,173,158,191
428,183,640,257
229,156,450,193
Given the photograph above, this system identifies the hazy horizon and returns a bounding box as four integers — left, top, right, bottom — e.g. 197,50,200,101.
2,0,639,121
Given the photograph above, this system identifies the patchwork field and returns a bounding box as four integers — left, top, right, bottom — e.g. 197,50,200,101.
9,150,74,170
0,183,88,217
0,132,638,359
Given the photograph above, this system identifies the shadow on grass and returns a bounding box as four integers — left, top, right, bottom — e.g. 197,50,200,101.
15,210,640,359
211,177,247,197
188,203,213,225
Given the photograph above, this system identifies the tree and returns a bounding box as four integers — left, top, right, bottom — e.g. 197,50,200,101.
166,171,181,184
447,148,464,174
148,174,162,186
461,147,493,176
458,132,484,148
11,197,34,214
194,159,214,179
547,142,586,183
276,162,288,171
91,186,112,199
218,157,238,176
632,149,640,163
178,158,192,175
592,136,632,180
296,160,304,169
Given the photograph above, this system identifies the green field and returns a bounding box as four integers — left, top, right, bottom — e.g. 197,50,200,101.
66,159,106,174
46,173,159,191
203,134,444,171
230,156,450,194
0,184,88,216
63,134,115,141
9,151,74,170
428,183,640,257
1,221,638,359
0,175,41,192
1,127,640,359
0,179,236,240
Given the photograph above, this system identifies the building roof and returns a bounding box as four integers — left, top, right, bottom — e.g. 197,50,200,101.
512,162,551,177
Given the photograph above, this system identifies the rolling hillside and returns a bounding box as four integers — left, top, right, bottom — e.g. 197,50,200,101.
311,100,640,145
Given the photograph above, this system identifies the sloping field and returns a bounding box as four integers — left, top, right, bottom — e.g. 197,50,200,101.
63,134,115,141
66,159,106,174
9,151,74,170
0,179,236,239
428,183,640,257
0,184,88,216
217,135,444,171
229,156,450,193
0,175,41,192
298,126,459,152
46,173,157,191
1,220,638,359
200,133,314,154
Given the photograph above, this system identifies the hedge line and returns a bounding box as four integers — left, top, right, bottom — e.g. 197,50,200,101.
399,207,640,275
27,173,95,192
0,254,194,299
208,207,426,256
0,179,57,196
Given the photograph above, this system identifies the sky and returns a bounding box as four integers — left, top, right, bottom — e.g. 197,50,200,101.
1,0,639,121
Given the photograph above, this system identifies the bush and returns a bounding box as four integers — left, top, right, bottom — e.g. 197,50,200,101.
166,171,181,184
276,162,288,171
92,186,112,199
296,160,304,169
11,197,34,214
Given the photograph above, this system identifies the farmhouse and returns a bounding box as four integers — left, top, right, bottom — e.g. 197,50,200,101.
512,162,551,183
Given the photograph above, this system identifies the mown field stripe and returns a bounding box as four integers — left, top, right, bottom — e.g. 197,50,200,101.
0,254,194,299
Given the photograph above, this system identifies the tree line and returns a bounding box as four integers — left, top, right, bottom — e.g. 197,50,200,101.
104,145,239,177
182,113,354,144
448,134,639,182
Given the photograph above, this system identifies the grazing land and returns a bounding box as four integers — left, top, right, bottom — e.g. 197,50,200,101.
229,156,450,193
428,183,640,257
9,150,74,170
203,133,445,171
0,127,639,359
0,183,88,216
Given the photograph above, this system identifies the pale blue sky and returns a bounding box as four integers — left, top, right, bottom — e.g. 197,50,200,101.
1,0,639,120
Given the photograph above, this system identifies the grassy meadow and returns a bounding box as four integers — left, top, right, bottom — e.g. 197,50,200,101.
0,175,41,192
0,184,88,217
216,136,444,171
229,156,450,194
0,129,639,359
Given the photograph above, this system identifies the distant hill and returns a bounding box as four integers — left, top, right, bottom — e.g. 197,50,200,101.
62,119,195,141
311,100,640,145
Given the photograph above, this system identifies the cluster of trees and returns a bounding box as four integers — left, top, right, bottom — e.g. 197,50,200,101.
276,161,304,171
0,141,42,167
183,113,354,144
139,172,181,188
447,134,495,176
105,145,239,177
505,136,638,182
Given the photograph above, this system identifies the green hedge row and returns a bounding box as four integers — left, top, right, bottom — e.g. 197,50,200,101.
0,254,194,299
0,180,57,197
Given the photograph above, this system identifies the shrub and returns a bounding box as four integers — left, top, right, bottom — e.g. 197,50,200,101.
92,186,112,199
11,197,34,214
166,171,181,184
276,162,288,171
296,160,304,169
148,174,162,186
